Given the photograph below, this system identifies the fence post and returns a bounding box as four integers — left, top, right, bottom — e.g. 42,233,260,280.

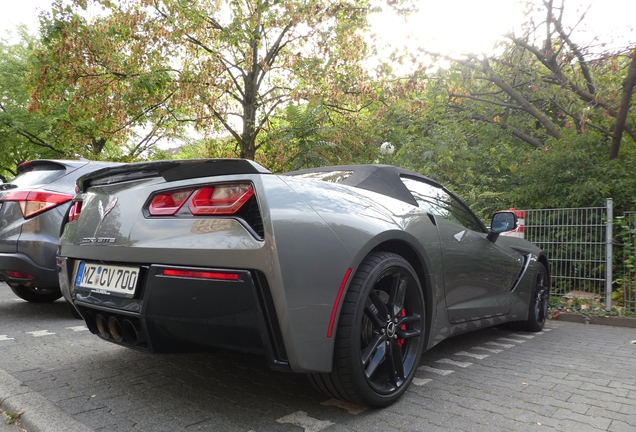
606,198,613,311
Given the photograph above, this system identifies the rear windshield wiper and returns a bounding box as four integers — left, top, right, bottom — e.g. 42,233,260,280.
0,184,18,190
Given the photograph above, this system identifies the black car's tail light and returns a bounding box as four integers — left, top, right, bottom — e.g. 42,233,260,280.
67,201,82,222
5,270,34,279
2,190,73,219
148,189,194,216
161,268,240,281
188,184,254,215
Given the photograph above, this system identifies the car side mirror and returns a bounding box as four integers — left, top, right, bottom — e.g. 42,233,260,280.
487,211,518,242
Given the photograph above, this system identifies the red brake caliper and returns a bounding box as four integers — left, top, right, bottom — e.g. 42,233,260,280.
396,309,406,347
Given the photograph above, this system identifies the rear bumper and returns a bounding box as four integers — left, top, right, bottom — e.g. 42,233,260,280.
64,261,290,371
0,252,59,288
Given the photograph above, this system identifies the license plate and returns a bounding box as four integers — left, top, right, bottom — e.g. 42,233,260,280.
74,262,139,297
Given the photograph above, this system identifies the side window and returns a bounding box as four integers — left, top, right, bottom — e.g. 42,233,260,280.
400,177,485,232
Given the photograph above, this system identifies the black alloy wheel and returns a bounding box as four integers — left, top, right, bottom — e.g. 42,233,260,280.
517,263,550,332
308,252,426,407
9,284,63,303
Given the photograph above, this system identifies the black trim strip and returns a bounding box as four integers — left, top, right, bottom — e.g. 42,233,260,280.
510,253,532,292
253,270,288,362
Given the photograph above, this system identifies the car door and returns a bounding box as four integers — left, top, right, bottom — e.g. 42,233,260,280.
401,177,524,323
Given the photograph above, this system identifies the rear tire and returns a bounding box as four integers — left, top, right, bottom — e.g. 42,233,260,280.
9,284,62,303
309,252,426,407
517,263,550,332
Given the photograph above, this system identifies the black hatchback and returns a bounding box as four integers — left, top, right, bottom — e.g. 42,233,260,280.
0,159,118,302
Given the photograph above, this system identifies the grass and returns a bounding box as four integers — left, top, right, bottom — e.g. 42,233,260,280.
1,409,26,431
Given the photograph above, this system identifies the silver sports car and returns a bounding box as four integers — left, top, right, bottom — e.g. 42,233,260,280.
57,159,550,407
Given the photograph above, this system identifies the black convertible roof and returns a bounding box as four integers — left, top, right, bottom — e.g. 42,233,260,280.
283,164,442,207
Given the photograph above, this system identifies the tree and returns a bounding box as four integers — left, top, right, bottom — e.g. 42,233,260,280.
0,30,69,180
32,0,398,161
419,0,636,161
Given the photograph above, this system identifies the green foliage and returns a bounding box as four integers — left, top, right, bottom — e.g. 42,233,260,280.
1,0,633,230
31,0,399,161
613,213,636,310
0,30,68,180
394,0,636,217
356,74,523,221
510,135,636,213
168,137,239,161
261,103,338,171
32,1,182,159
2,410,24,425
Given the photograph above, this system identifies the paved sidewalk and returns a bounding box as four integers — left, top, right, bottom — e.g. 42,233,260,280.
0,370,91,432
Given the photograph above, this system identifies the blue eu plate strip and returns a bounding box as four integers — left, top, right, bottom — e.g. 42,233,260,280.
75,262,85,286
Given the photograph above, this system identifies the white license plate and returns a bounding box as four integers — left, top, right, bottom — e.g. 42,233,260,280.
74,262,139,297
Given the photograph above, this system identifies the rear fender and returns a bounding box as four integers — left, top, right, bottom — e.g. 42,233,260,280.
330,229,443,355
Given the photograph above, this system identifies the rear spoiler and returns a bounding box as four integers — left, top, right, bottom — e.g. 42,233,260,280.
77,159,271,192
16,159,91,174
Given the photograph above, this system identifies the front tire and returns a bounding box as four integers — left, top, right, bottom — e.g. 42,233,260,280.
517,263,550,332
9,284,62,303
309,252,426,407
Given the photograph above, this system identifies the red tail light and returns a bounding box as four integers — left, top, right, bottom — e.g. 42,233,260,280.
5,270,34,279
162,268,240,281
68,201,82,222
189,184,254,215
148,189,194,216
2,190,73,219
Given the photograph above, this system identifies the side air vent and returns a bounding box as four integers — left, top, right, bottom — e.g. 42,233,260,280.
254,270,288,362
244,197,264,239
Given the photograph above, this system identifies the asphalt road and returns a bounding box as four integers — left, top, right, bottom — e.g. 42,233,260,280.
1,282,635,432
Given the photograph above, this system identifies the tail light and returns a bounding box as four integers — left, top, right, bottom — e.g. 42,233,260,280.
2,190,73,219
147,184,254,216
68,201,83,222
5,270,34,279
162,268,240,281
148,189,194,216
189,184,254,215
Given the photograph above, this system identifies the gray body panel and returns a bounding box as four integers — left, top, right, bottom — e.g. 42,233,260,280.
58,160,546,373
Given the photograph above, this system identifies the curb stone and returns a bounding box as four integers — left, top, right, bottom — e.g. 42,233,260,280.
0,370,92,432
551,312,636,328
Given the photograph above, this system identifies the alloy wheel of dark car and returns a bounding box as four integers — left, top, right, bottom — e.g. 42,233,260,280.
309,252,425,407
517,263,550,332
9,284,62,303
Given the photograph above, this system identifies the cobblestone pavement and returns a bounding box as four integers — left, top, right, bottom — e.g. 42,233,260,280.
1,283,635,432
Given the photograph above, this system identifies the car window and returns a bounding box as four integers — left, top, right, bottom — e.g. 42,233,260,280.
10,163,66,187
400,176,485,232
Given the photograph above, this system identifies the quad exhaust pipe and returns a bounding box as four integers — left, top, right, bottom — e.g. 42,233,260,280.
81,309,147,349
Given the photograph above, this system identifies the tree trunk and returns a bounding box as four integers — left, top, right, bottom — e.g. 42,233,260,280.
488,71,563,140
240,134,256,160
241,81,258,160
609,48,636,160
239,30,260,161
